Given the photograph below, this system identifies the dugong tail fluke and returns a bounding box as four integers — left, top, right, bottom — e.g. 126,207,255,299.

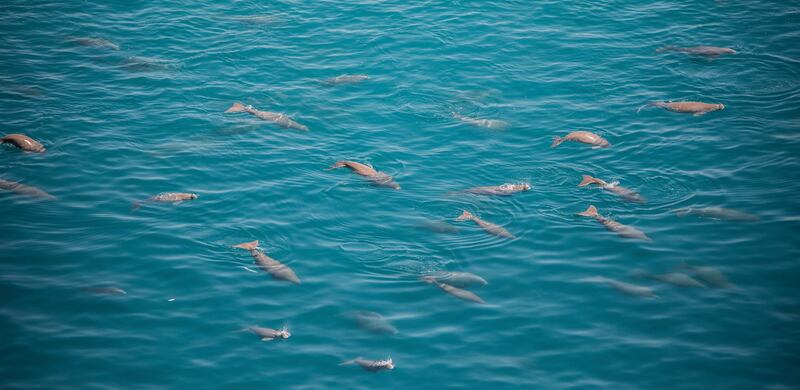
551,136,565,148
578,175,604,187
233,240,259,251
576,205,599,218
225,102,248,113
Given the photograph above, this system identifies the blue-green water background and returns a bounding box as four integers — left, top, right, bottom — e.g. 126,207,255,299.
2,1,799,388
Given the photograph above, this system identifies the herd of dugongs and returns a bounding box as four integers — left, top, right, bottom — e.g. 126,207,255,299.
1,36,759,372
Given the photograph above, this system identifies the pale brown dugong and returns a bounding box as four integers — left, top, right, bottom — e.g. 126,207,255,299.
340,357,395,372
464,183,531,196
0,178,56,200
421,276,486,304
576,205,651,241
578,175,645,203
551,131,610,148
132,192,198,210
656,45,736,57
324,74,369,85
638,101,724,116
327,161,400,190
232,240,300,285
455,210,515,239
224,102,308,131
1,134,45,153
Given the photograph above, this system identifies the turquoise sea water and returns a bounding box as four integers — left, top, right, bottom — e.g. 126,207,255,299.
2,1,800,388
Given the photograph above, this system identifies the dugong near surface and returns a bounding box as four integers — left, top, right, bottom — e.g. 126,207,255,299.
76,37,120,50
464,183,531,196
247,325,291,341
340,357,395,372
452,112,508,130
656,45,736,57
132,192,197,210
551,131,610,148
431,271,488,288
677,262,733,288
324,74,369,85
673,207,759,222
348,311,398,335
84,286,127,296
225,102,309,131
233,240,300,285
630,269,706,288
605,279,658,298
417,220,460,234
421,276,485,304
576,205,651,241
455,210,514,239
327,160,400,190
1,134,45,152
638,101,724,116
0,178,56,200
578,175,645,203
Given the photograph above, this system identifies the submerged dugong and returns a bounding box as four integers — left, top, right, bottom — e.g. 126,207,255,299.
606,279,658,298
630,269,706,288
638,101,724,116
678,262,733,288
0,178,56,200
578,175,645,203
674,207,759,222
325,74,369,85
464,183,531,196
452,112,508,130
576,205,651,241
76,37,120,50
551,131,610,148
327,160,400,190
225,102,309,131
417,220,460,234
132,192,197,210
657,45,736,57
247,325,291,341
431,271,488,288
421,276,485,304
1,134,45,152
455,210,515,239
233,240,300,285
348,311,398,335
340,356,394,372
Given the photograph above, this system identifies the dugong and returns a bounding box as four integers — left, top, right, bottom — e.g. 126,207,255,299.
225,102,309,131
606,279,658,298
464,183,531,196
132,192,197,210
638,101,724,116
1,134,45,152
657,45,736,57
76,37,120,50
327,160,400,190
630,269,706,288
455,210,515,239
233,240,300,285
673,207,759,222
576,205,651,241
325,74,369,85
348,311,398,335
247,325,291,341
452,112,509,130
340,356,394,372
551,131,610,148
421,276,485,304
578,175,645,203
431,271,488,288
0,178,56,200
677,262,733,288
